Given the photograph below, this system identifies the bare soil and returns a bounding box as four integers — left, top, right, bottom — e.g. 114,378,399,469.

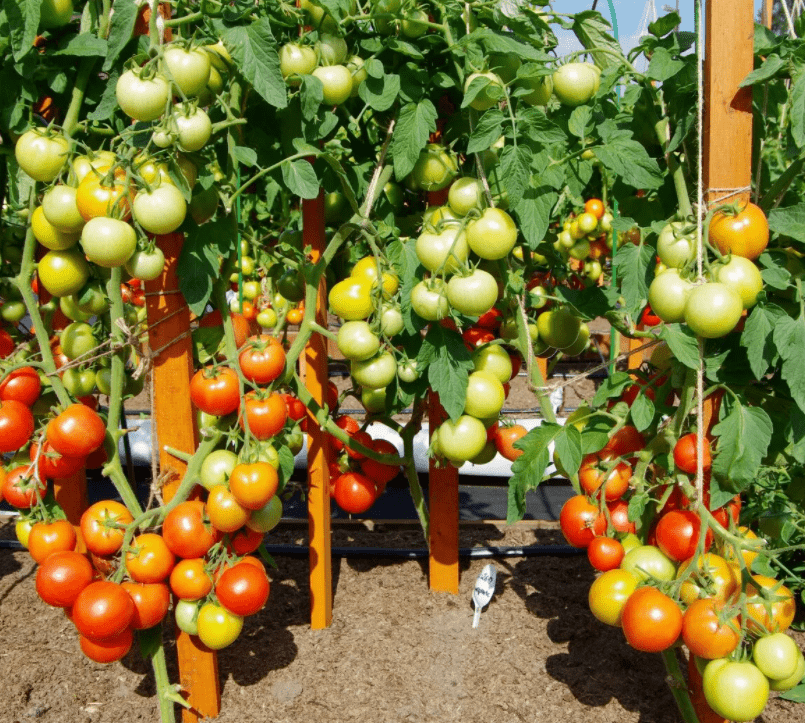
1,522,802,723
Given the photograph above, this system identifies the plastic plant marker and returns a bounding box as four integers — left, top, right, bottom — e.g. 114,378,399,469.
472,564,497,629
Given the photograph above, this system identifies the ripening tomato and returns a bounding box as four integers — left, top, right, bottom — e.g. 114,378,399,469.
207,485,250,533
229,462,279,510
579,451,632,501
588,568,639,626
739,575,796,633
360,438,400,493
621,586,683,653
225,526,265,555
29,440,85,479
197,602,243,650
121,582,171,630
683,599,741,660
620,544,677,582
2,466,48,508
169,558,213,601
0,367,41,406
240,392,288,440
677,553,737,606
239,335,286,385
162,500,219,559
607,500,636,534
674,434,712,474
190,366,240,416
559,495,606,548
0,399,35,453
495,424,527,461
126,533,175,584
80,500,134,556
709,202,769,260
36,551,94,608
587,536,625,571
72,581,135,641
79,627,134,664
28,519,77,564
605,426,645,457
334,472,377,514
75,170,133,221
215,562,270,616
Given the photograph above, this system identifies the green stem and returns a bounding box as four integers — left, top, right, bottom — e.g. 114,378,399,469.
62,59,96,138
661,649,701,723
228,152,320,209
138,626,176,723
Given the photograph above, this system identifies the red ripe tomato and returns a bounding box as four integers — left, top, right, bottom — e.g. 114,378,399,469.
0,366,41,406
126,533,175,583
476,307,502,330
215,562,270,617
121,582,171,629
607,500,636,534
682,599,741,660
240,392,288,440
334,472,377,514
281,393,306,421
709,202,769,260
229,462,279,510
29,440,85,479
579,451,632,501
559,495,606,548
605,425,645,457
81,500,134,556
36,551,94,608
712,496,741,529
2,466,47,508
587,536,625,571
225,525,264,555
640,306,662,327
0,328,14,358
330,414,360,452
656,510,712,562
360,438,400,494
239,335,286,385
674,434,712,474
47,404,106,457
28,519,77,563
72,581,135,641
0,399,35,452
162,500,219,558
584,198,605,219
80,627,133,664
190,366,241,416
462,327,495,349
169,558,213,600
345,429,372,461
495,424,527,461
621,586,683,653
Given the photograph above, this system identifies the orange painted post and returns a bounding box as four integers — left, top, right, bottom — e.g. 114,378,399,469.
703,0,754,210
303,190,333,629
144,232,220,722
53,470,88,552
428,391,459,594
627,330,646,371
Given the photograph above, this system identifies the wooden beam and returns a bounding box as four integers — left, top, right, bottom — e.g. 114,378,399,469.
703,0,755,208
145,231,220,722
303,190,333,629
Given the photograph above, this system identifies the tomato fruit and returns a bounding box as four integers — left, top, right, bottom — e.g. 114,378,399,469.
15,129,68,182
656,509,712,561
714,256,763,309
126,533,175,584
170,558,213,601
28,519,77,564
411,279,450,321
0,366,41,406
648,269,693,323
351,351,397,389
552,62,600,106
709,202,769,260
190,366,240,416
216,562,270,616
620,544,676,582
207,485,250,533
437,415,487,464
337,321,380,361
682,599,740,660
587,536,625,571
72,581,135,641
473,344,513,384
47,404,106,457
197,602,243,650
42,184,84,233
80,628,133,664
173,105,212,151
416,226,470,273
31,205,81,250
132,185,187,235
121,582,171,629
239,335,286,385
163,45,211,96
329,276,375,320
447,177,484,216
76,171,132,221
537,308,582,351
753,633,800,681
29,440,85,479
36,550,94,608
229,461,279,510
621,586,682,653
446,270,498,317
240,392,288,440
657,223,695,268
246,495,283,533
37,249,91,297
116,70,170,121
684,283,743,338
464,72,504,111
80,500,134,556
175,599,203,635
588,568,638,626
409,144,458,192
0,400,34,453
334,471,377,514
739,575,796,633
702,659,769,722
162,500,219,558
466,208,517,260
313,65,353,105
280,43,318,85
677,553,737,605
579,451,631,501
559,495,606,548
673,433,711,474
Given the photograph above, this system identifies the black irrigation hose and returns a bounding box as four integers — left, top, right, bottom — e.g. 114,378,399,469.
0,538,582,558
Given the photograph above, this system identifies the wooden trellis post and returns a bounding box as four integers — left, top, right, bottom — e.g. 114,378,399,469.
144,232,220,722
303,190,333,628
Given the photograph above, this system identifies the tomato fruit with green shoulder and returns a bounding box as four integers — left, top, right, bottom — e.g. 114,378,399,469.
702,659,769,722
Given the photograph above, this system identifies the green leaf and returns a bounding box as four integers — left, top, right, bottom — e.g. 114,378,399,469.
613,242,654,318
786,406,805,464
572,11,625,71
513,185,558,250
791,70,805,150
300,75,324,120
86,68,121,122
456,28,547,62
391,99,437,181
461,75,504,110
192,325,224,366
554,424,582,480
646,47,686,82
277,445,296,492
508,423,563,523
740,303,785,379
592,371,633,408
594,138,664,190
104,0,139,70
55,34,108,57
519,107,566,145
773,315,805,412
232,146,257,168
780,684,805,703
4,0,41,61
281,159,319,200
568,106,593,139
359,72,400,112
137,625,162,659
648,12,681,37
386,38,424,60
224,19,287,109
179,220,233,316
740,54,786,87
499,144,532,208
630,394,655,432
467,109,504,154
421,325,473,422
553,285,611,322
661,324,700,370
768,202,805,243
712,402,773,491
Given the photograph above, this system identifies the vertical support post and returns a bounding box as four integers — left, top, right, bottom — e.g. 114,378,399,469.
145,232,220,722
703,0,754,210
763,0,773,29
303,190,333,629
626,328,646,371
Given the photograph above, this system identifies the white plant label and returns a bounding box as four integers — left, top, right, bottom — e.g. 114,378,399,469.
471,564,497,629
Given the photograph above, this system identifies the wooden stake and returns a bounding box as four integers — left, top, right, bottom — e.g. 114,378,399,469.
303,190,333,629
145,232,220,722
703,0,754,208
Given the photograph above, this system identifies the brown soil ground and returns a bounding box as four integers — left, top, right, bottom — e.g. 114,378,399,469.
1,521,802,723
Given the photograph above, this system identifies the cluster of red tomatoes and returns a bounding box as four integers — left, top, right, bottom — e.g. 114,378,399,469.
559,418,802,721
647,202,769,339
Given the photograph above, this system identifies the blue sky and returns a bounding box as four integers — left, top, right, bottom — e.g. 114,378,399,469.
553,0,767,53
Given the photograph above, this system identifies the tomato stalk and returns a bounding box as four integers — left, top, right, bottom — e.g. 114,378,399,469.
661,649,703,723
62,59,97,138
